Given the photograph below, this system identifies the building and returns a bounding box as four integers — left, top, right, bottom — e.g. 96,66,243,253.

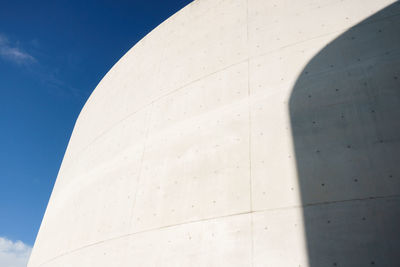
28,0,400,266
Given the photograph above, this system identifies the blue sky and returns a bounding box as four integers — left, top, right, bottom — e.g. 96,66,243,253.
0,0,192,264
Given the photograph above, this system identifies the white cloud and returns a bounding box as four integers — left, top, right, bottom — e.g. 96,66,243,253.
0,34,35,64
0,34,86,101
0,237,32,267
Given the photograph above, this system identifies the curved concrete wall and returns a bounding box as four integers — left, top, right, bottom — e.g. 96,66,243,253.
29,0,400,266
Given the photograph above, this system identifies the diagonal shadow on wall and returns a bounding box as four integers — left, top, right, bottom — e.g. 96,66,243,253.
289,3,400,266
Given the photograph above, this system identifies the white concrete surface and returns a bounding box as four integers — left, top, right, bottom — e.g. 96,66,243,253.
28,0,400,266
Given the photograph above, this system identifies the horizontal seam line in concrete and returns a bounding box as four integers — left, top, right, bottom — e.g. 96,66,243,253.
294,48,400,81
75,57,249,156
36,193,400,266
253,193,400,212
248,11,400,62
36,210,252,267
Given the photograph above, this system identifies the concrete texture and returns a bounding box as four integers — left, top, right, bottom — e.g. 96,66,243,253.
28,0,400,266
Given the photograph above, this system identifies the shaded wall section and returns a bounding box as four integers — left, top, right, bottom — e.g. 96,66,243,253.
290,3,400,266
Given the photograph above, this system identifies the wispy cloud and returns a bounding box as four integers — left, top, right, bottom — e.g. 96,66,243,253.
0,237,32,267
0,34,36,64
0,33,88,102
